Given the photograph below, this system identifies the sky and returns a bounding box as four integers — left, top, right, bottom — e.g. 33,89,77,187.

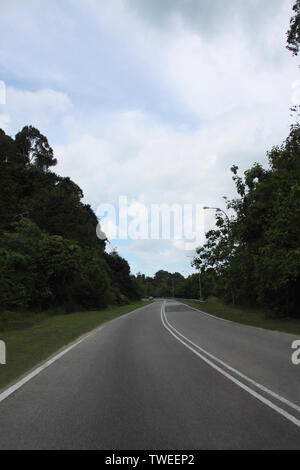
0,0,298,276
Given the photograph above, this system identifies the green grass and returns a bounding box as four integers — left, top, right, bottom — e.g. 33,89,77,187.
181,297,300,336
0,301,150,391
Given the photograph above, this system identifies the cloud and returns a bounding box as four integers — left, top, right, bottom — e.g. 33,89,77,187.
164,28,295,119
55,110,218,209
1,87,72,140
0,0,298,276
0,114,11,132
55,103,290,210
126,0,287,40
53,98,291,276
6,88,72,114
124,238,193,276
1,1,296,125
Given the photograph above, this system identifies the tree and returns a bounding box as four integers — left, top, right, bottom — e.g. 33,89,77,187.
0,218,113,311
15,125,57,170
0,124,147,313
287,0,300,56
0,129,17,163
104,250,142,303
193,128,300,316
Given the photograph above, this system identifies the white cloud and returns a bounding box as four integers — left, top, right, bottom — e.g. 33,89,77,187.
126,239,192,276
6,87,72,114
1,0,298,275
0,114,11,132
1,87,72,140
55,110,218,208
55,103,290,209
53,98,291,275
162,7,296,119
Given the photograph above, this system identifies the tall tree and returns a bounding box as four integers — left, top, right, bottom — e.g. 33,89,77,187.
15,125,57,170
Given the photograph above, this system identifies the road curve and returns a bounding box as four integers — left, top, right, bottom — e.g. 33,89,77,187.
0,300,299,449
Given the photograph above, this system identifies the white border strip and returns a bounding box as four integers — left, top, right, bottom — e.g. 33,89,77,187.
161,303,300,428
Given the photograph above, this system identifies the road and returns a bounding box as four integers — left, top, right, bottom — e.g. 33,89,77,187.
0,300,299,449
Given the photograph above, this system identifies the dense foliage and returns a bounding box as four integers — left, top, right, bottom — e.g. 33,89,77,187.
0,126,142,312
192,129,300,317
136,270,216,300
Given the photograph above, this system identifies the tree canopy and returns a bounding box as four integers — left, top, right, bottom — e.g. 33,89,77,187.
0,126,142,312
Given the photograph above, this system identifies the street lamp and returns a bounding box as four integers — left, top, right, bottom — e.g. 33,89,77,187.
203,206,230,224
171,277,175,299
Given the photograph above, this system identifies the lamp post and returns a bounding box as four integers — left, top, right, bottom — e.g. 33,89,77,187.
198,269,202,302
171,277,175,299
203,206,235,305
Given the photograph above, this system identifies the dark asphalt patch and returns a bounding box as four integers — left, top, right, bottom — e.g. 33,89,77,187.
165,304,191,313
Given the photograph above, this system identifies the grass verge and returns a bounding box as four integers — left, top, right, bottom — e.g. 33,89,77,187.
0,301,150,391
181,297,300,336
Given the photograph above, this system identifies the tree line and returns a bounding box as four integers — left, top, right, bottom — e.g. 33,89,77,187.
136,270,216,300
0,126,142,312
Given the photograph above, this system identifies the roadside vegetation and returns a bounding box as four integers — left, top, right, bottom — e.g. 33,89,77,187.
0,301,150,391
0,126,144,313
181,297,300,336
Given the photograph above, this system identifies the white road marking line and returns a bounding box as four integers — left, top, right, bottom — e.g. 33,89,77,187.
164,304,300,414
0,302,155,404
0,303,155,404
0,330,99,404
161,303,300,428
0,339,84,403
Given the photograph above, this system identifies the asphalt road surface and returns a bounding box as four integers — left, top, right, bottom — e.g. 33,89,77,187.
0,300,299,449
